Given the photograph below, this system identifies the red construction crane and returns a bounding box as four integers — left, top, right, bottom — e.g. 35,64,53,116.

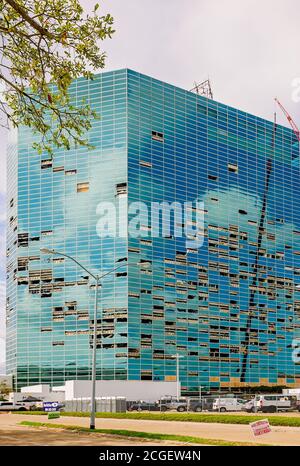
275,98,300,142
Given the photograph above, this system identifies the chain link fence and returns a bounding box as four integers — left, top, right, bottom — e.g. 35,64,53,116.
65,397,127,413
61,393,300,414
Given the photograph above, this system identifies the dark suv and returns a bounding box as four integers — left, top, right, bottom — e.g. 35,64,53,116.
174,399,214,412
128,401,168,412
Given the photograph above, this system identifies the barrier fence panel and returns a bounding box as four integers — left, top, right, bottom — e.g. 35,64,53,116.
65,397,126,413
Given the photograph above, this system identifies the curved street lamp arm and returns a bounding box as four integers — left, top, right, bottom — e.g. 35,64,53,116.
98,263,126,281
49,250,99,280
44,249,127,282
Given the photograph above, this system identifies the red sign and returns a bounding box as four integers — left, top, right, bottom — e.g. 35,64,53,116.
250,419,271,436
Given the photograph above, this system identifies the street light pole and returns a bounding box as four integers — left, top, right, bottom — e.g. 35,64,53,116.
90,275,99,430
176,354,180,400
199,385,204,400
171,353,183,400
40,248,125,430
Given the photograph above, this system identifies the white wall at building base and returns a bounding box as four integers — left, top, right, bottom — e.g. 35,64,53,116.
9,380,178,403
9,384,65,403
64,380,178,402
21,384,51,395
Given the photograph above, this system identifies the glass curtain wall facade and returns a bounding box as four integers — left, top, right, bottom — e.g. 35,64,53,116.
7,70,129,390
7,69,300,393
126,70,300,393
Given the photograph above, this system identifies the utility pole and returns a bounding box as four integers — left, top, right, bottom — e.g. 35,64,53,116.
171,353,183,399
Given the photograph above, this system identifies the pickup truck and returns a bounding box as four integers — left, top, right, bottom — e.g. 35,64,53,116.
0,402,27,411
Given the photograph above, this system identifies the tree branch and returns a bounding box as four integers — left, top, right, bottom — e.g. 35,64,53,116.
4,0,53,38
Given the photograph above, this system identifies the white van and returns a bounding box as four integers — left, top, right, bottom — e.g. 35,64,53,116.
244,395,295,413
212,398,246,412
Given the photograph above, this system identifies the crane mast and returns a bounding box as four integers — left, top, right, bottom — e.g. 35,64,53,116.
275,98,300,142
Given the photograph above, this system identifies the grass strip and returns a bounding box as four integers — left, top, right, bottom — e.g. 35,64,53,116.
15,410,300,428
20,420,267,446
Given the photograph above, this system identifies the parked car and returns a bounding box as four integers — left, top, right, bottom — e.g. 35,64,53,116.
0,401,27,411
212,398,246,412
159,397,187,411
244,395,296,413
127,401,168,412
188,401,202,412
173,399,204,412
175,401,188,412
28,403,44,411
190,398,215,412
160,398,213,413
20,397,43,411
244,398,261,413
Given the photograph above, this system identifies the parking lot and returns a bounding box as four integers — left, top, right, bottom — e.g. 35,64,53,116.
127,394,300,414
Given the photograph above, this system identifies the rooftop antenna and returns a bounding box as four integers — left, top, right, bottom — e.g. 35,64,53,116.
190,79,213,99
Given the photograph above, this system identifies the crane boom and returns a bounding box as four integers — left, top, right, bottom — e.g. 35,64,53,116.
275,98,300,142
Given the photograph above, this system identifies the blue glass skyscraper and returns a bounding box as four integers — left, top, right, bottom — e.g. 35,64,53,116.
7,69,300,393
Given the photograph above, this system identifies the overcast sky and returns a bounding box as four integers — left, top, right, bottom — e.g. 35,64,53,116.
0,0,300,372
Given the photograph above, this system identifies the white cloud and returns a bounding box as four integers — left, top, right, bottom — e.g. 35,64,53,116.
98,0,300,125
